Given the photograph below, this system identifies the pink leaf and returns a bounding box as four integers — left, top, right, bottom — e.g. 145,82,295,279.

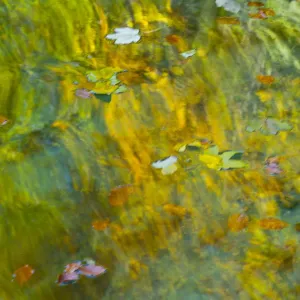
75,88,92,99
78,265,106,277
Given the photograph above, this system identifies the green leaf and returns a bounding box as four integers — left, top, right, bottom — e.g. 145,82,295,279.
246,120,262,132
222,160,248,169
220,151,243,163
114,85,128,94
110,74,121,86
204,145,219,155
267,118,293,131
93,94,112,103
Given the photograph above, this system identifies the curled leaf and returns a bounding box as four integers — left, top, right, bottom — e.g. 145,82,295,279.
78,265,106,278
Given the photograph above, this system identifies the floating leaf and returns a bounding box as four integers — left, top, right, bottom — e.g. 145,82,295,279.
228,213,249,232
78,265,106,278
92,81,119,94
216,17,240,25
114,85,128,94
75,88,92,99
246,120,262,132
161,163,178,175
57,272,79,286
12,265,35,285
64,262,82,274
110,74,121,86
106,27,140,45
256,75,275,85
204,145,219,156
222,159,248,170
199,154,222,170
109,184,134,206
220,151,243,163
180,49,196,59
86,67,123,82
92,219,110,231
93,93,112,103
258,218,289,230
152,156,178,169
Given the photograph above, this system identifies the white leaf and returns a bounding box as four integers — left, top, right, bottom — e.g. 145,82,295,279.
106,28,141,45
152,156,178,169
180,49,196,58
161,164,178,175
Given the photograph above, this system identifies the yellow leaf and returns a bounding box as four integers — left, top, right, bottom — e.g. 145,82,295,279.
255,90,273,102
199,154,222,169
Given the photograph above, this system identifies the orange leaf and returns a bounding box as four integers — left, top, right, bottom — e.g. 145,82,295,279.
247,2,264,7
13,265,35,285
109,184,134,206
0,115,9,126
256,75,275,85
260,8,275,16
259,218,288,230
165,34,181,44
92,219,110,231
216,17,240,25
228,213,249,232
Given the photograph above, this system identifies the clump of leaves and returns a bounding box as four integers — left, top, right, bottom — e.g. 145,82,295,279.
246,118,293,135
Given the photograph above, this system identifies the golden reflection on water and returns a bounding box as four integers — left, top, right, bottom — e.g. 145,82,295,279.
0,0,300,299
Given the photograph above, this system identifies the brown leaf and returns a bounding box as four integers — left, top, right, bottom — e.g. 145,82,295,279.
12,265,35,285
247,2,265,7
259,218,288,230
92,219,110,231
216,17,240,25
256,75,275,85
109,184,134,206
228,213,249,232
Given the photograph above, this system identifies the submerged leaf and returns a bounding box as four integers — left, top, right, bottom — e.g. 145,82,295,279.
109,184,134,206
259,218,289,230
246,120,262,132
228,213,249,232
92,219,110,231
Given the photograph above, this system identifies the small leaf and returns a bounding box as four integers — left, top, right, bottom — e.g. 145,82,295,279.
180,49,196,59
228,213,249,232
109,184,134,206
222,159,248,170
204,145,219,156
106,27,140,44
199,154,222,169
256,75,275,85
246,120,262,132
152,156,178,169
161,163,177,175
93,94,112,103
114,85,128,94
